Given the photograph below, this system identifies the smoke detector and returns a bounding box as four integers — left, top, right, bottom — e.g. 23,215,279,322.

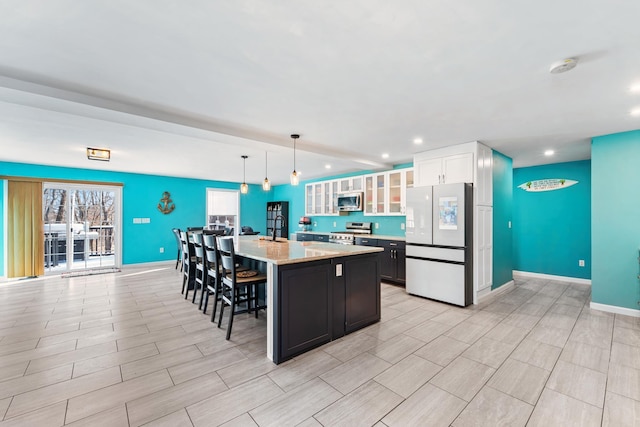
550,58,578,74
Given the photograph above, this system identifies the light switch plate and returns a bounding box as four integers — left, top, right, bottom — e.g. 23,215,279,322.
336,264,343,277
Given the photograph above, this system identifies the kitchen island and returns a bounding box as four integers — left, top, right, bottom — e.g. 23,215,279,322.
234,236,383,364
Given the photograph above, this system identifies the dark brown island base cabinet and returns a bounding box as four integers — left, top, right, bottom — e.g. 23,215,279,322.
356,237,406,285
274,252,380,362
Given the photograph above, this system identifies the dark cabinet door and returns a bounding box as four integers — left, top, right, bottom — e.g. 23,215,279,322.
380,246,396,281
296,233,312,241
396,248,406,284
279,261,332,360
344,255,381,333
314,234,329,242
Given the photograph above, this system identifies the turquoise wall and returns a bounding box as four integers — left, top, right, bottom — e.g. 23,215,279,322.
274,167,411,237
513,160,591,279
492,151,513,289
0,161,269,274
592,131,640,310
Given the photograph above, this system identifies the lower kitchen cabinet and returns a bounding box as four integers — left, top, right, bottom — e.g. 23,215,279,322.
356,237,406,285
276,253,381,361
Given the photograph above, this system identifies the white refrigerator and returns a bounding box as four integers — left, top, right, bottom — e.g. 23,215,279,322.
405,183,473,306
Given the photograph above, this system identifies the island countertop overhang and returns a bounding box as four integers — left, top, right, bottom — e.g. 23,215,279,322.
234,236,383,265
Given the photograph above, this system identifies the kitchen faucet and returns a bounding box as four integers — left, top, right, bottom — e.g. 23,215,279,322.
272,215,286,241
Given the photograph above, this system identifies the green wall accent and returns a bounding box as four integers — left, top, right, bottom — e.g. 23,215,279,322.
513,160,591,279
492,151,513,289
0,161,268,274
592,130,640,310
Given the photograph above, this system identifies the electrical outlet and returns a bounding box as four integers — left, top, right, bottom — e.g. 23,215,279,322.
333,221,336,227
508,221,512,229
400,223,405,230
159,247,164,253
579,259,585,267
313,222,317,227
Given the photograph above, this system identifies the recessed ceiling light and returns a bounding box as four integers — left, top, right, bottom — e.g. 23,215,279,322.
544,150,555,156
549,58,577,74
631,107,640,116
382,153,389,159
325,164,331,169
630,83,640,93
413,138,423,145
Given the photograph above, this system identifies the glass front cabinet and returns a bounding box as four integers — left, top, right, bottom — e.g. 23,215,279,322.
364,168,413,216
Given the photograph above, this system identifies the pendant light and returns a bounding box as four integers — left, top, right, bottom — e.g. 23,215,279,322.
240,155,248,194
290,134,300,186
262,151,271,191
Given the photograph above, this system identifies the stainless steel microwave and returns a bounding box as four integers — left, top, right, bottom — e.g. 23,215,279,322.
337,192,363,212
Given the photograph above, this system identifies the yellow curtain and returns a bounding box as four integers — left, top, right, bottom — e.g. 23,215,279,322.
7,180,44,278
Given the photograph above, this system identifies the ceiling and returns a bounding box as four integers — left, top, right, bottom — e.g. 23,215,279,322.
1,1,639,185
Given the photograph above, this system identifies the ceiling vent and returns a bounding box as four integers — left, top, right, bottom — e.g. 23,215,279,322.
549,58,578,74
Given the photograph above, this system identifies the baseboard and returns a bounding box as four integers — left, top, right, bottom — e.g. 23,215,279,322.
590,302,640,318
513,270,591,286
121,260,175,269
476,280,515,304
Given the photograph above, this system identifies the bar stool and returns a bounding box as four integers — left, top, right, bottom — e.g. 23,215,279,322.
202,233,249,318
180,230,196,298
172,228,182,270
217,237,267,340
191,232,206,306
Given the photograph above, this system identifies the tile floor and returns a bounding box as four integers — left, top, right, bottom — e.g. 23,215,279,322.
0,266,639,426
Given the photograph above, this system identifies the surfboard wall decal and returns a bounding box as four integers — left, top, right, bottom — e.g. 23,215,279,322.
517,179,578,192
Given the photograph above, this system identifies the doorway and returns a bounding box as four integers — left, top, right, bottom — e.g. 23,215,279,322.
43,183,121,273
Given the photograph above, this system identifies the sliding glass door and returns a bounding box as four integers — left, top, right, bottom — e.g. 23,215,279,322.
43,183,121,273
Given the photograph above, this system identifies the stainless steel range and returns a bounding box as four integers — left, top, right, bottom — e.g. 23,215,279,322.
329,222,372,244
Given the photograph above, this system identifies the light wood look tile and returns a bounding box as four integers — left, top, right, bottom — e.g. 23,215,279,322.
168,347,246,385
5,365,122,419
141,409,195,427
120,344,202,380
461,337,515,369
610,341,640,370
528,388,602,427
510,337,561,370
368,333,425,364
374,354,441,398
404,319,452,343
64,405,129,427
382,383,466,427
250,377,342,427
546,360,607,408
0,364,73,400
452,386,533,427
220,413,258,427
321,332,381,362
560,340,610,373
72,342,159,378
314,380,403,427
187,375,283,427
430,356,496,402
26,341,117,374
0,401,67,427
320,352,391,395
603,391,640,427
413,335,470,367
0,361,27,383
613,325,640,347
267,349,341,392
127,371,227,427
65,370,173,423
487,358,549,405
607,364,640,401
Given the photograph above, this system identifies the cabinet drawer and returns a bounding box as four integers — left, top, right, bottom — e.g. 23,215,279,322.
355,237,378,246
314,234,329,242
378,239,406,250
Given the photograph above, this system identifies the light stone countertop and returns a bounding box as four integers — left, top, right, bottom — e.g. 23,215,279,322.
234,235,383,265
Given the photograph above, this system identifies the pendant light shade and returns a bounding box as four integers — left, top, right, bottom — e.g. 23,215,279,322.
290,134,300,186
240,155,248,194
262,151,271,191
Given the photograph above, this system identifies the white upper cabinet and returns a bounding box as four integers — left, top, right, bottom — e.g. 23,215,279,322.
338,176,363,193
476,143,493,206
415,153,473,186
305,180,340,216
364,168,413,216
